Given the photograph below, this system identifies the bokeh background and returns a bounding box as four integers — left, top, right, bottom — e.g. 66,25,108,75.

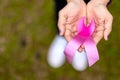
0,0,120,80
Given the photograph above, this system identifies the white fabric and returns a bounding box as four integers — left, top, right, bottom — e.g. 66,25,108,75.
72,50,88,71
47,35,67,68
47,35,88,71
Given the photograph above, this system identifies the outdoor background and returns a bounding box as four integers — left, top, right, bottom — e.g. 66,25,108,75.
0,0,120,80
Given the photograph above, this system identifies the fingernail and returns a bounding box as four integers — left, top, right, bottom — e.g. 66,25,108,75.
58,30,61,34
105,35,108,40
59,30,62,35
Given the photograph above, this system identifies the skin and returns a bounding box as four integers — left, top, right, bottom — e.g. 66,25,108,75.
58,0,86,51
87,0,113,44
58,0,113,51
58,0,86,41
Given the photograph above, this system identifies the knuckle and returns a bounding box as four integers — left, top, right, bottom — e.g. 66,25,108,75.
97,17,104,22
99,34,103,38
97,19,104,26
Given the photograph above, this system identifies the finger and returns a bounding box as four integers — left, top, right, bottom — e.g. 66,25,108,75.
71,31,78,37
94,27,104,32
92,17,105,44
78,47,83,52
78,45,84,52
93,30,104,44
58,10,66,36
65,29,72,42
104,15,113,40
66,19,78,37
74,32,78,36
66,14,79,24
72,24,77,32
86,11,93,26
81,45,84,49
84,17,87,26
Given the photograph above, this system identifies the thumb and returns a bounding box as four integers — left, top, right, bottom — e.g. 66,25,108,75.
65,24,72,42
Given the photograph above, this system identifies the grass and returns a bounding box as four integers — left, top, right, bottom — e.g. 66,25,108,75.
0,0,120,80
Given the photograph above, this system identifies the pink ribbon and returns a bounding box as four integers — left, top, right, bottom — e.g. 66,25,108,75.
64,17,99,67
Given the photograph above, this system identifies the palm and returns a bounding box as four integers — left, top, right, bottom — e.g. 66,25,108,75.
58,2,86,42
87,2,113,44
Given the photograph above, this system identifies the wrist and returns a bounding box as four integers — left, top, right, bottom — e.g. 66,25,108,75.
67,0,84,4
90,0,110,6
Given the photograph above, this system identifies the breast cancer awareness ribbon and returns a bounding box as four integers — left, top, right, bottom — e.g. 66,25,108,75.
64,17,99,67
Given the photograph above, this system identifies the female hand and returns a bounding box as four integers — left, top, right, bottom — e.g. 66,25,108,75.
58,0,86,42
87,0,113,44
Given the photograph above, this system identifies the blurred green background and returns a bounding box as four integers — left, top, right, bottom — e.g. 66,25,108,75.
0,0,120,80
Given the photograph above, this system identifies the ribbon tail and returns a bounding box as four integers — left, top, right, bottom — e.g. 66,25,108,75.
84,37,99,67
64,35,83,63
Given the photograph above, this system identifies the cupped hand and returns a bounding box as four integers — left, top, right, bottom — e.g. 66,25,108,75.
87,0,113,44
58,0,86,42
